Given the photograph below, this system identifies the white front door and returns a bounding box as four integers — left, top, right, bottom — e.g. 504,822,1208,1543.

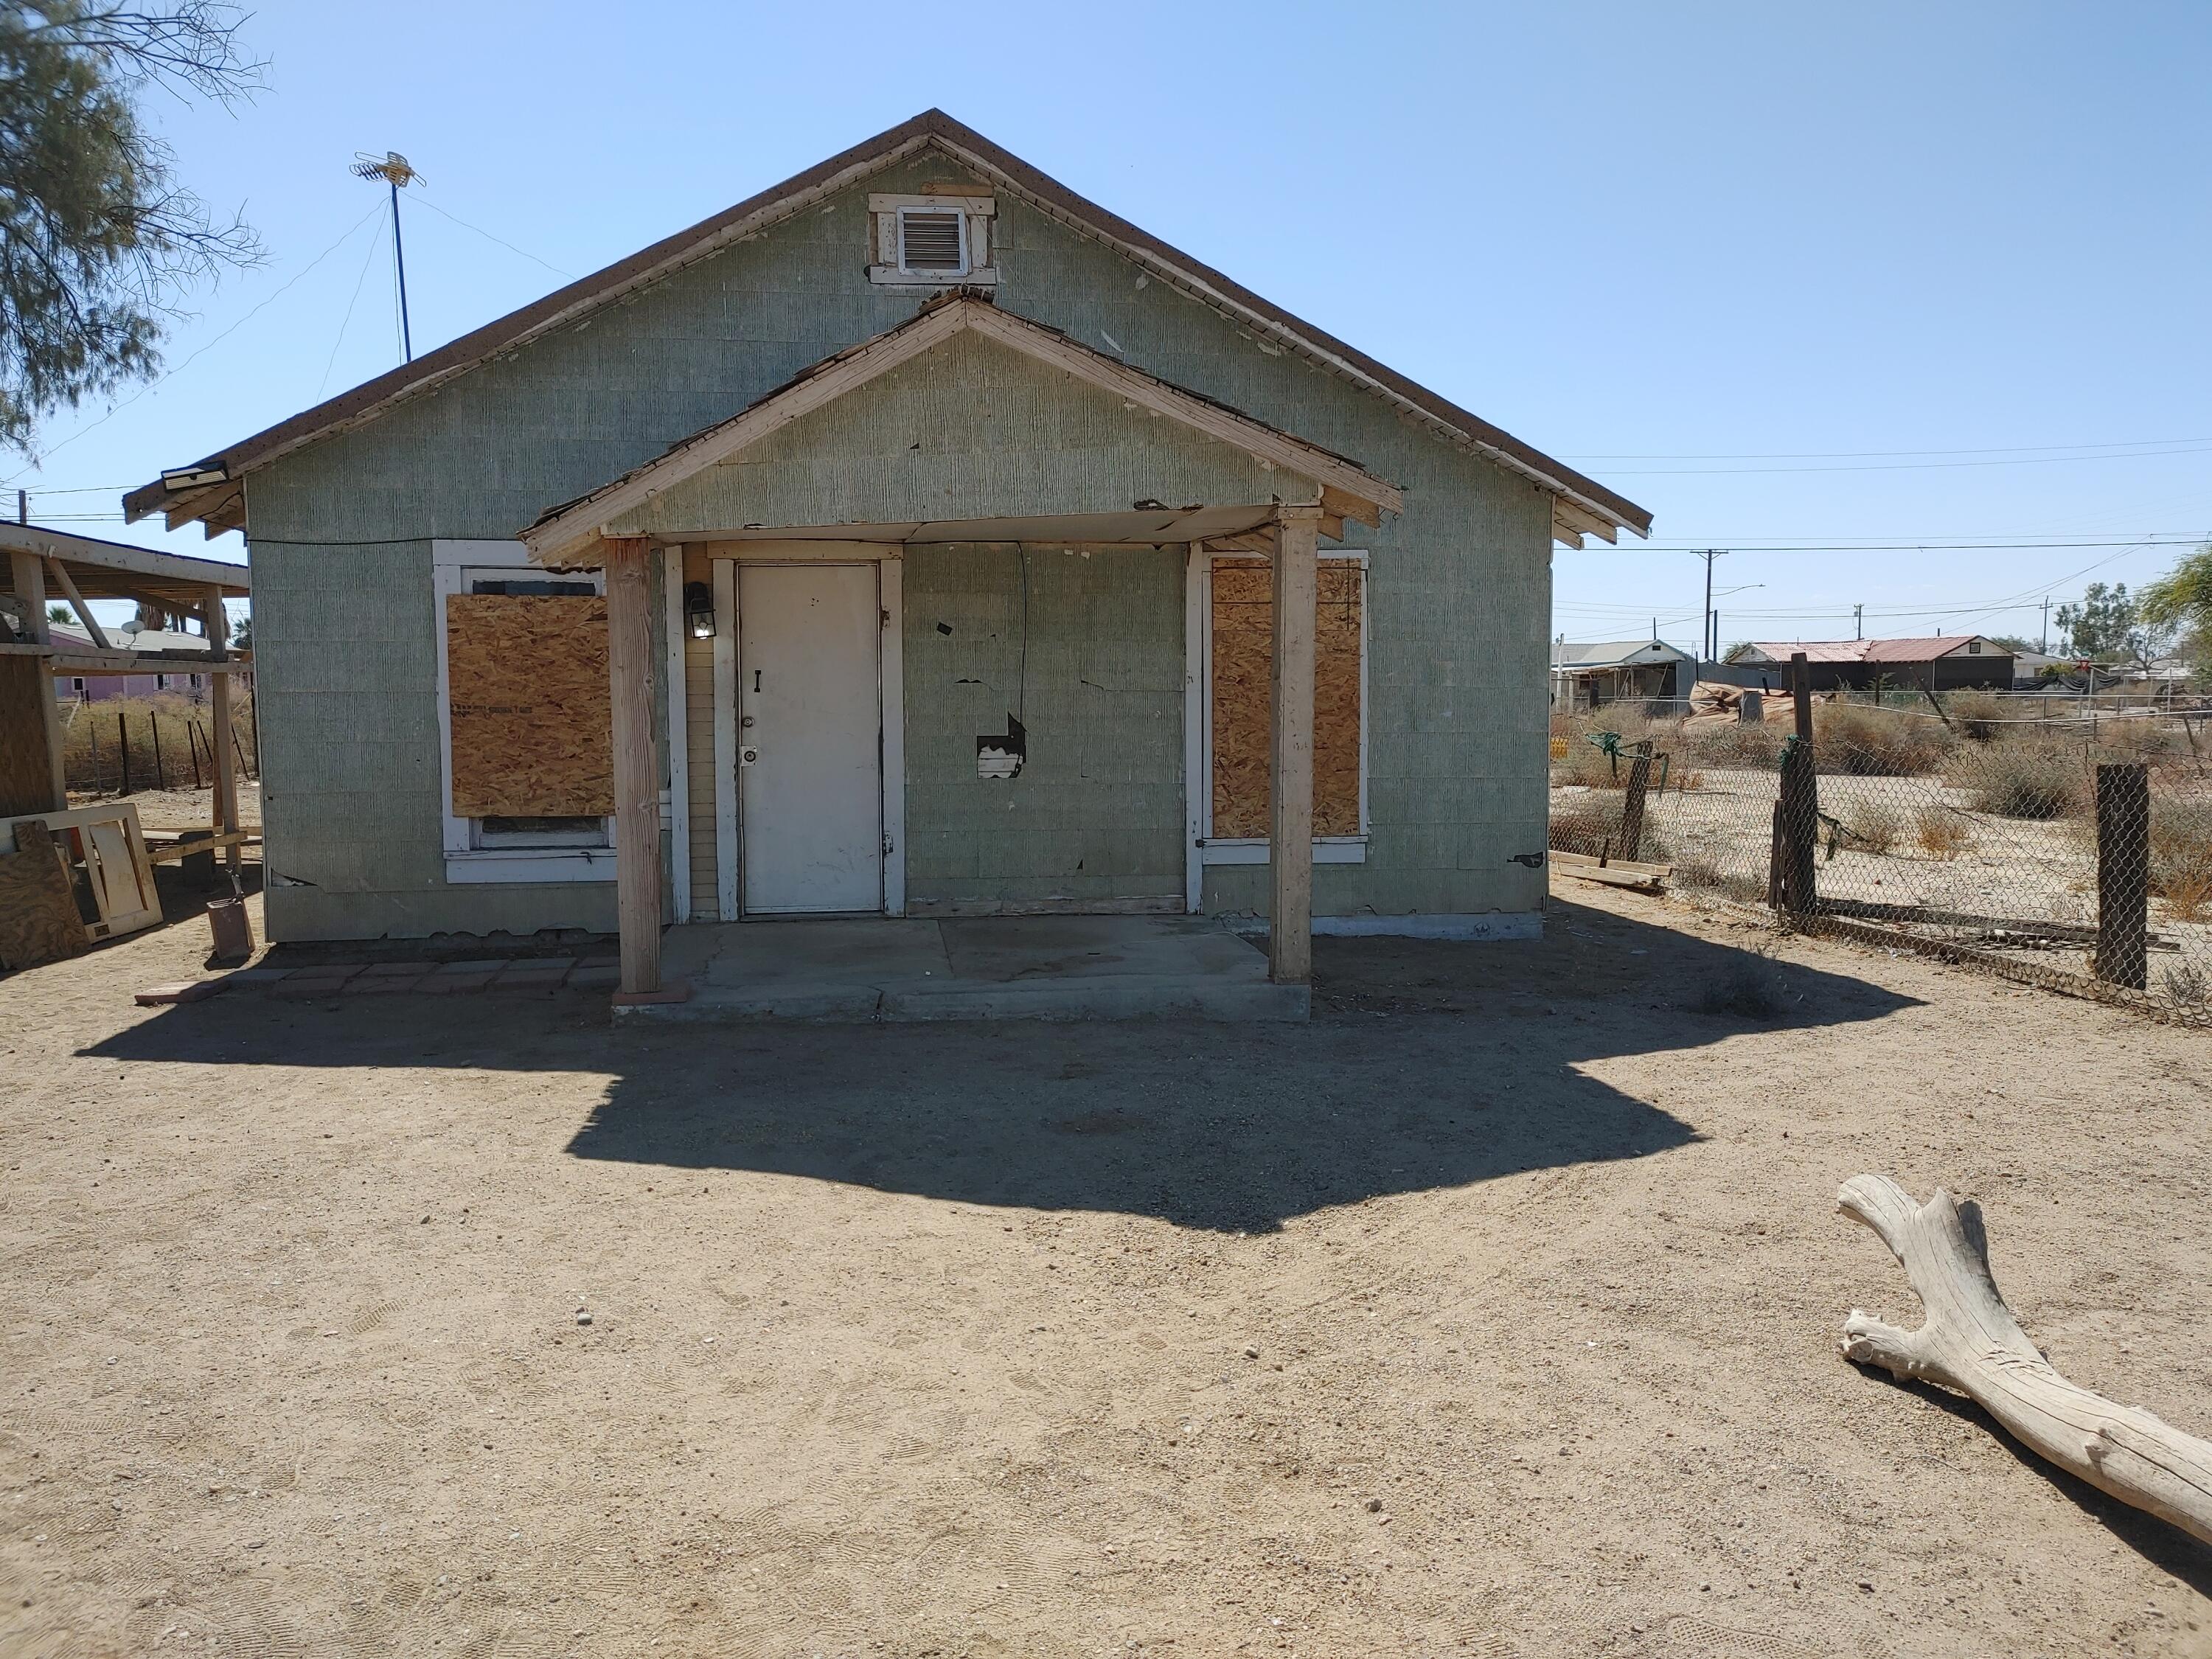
738,563,884,914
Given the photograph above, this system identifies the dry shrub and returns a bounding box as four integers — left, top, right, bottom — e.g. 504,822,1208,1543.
1844,802,1902,855
1698,947,1795,1020
58,690,261,795
1550,713,1673,790
1916,807,1971,860
1548,796,1671,863
1815,703,1952,776
1946,740,2086,819
1677,718,1786,771
2152,792,2212,915
1944,689,2008,742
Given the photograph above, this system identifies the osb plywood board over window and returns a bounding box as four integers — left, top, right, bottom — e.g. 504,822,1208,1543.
1210,561,1362,840
447,594,615,818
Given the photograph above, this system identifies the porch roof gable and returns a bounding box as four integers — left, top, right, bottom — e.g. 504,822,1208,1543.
519,295,1404,567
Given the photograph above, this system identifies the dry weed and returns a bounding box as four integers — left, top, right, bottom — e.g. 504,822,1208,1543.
1916,808,1972,860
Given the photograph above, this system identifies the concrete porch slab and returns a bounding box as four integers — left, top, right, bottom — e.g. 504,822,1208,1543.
630,914,1307,1024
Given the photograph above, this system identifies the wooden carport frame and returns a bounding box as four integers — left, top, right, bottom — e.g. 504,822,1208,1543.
0,524,251,866
519,298,1402,1004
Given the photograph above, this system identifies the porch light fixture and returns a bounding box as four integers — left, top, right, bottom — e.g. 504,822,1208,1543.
684,581,715,639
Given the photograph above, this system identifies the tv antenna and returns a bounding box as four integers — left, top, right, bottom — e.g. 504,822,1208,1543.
350,151,424,361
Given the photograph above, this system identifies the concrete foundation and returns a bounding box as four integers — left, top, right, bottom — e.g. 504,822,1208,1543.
631,914,1308,1023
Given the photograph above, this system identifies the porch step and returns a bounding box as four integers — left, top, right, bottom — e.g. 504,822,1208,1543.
619,914,1310,1024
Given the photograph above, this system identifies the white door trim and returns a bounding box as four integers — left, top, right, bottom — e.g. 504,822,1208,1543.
661,543,690,924
1183,543,1206,912
711,559,740,921
879,557,907,916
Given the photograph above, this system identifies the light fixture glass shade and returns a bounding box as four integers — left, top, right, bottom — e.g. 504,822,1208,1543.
683,582,714,639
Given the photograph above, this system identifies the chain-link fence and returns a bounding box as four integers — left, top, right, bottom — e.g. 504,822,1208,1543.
1551,681,2212,1027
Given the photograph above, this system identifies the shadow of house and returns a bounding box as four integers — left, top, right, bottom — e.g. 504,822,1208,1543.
85,900,1916,1234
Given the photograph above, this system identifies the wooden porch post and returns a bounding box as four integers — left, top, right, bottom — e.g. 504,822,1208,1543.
10,550,67,811
604,535,667,998
1269,504,1321,984
198,585,240,870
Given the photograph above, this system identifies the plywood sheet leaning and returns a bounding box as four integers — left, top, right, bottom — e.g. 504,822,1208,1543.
446,595,615,818
0,656,57,818
0,821,91,971
1210,562,1361,840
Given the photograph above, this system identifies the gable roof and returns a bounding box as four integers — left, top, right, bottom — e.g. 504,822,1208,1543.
1732,636,2008,665
123,110,1648,549
521,293,1404,566
1551,639,1696,670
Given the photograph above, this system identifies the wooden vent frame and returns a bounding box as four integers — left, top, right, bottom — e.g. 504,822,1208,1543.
869,192,997,286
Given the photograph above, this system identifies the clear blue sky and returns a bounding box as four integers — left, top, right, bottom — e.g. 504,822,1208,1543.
10,1,2209,649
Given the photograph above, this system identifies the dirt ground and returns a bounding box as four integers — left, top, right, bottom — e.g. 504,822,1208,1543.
2,875,2208,1658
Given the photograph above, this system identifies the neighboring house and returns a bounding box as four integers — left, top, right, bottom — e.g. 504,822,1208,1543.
1550,639,1697,714
1728,636,2014,692
48,626,225,703
122,109,1650,992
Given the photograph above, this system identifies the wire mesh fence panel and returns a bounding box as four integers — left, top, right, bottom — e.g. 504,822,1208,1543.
55,689,261,797
1552,693,2212,1028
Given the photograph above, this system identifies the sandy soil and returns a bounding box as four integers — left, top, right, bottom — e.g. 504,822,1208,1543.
2,882,2209,1658
62,780,262,835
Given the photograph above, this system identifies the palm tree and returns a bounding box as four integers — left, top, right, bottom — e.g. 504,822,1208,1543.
2138,542,2212,635
2140,542,2212,671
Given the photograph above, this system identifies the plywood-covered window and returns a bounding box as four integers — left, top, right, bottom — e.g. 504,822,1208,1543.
1204,555,1366,855
436,549,619,880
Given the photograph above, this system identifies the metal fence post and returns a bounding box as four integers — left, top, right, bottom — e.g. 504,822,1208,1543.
2094,762,2149,991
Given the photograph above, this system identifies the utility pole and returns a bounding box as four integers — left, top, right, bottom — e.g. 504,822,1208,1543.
1692,549,1728,664
1854,602,1863,641
2040,595,2052,654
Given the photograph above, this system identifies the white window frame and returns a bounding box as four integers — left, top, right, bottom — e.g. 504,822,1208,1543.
868,192,998,287
1187,548,1370,895
433,539,619,885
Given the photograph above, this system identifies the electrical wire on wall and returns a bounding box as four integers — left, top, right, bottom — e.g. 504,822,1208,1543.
1014,543,1029,723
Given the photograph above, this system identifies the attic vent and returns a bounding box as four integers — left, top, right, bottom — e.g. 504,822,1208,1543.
871,192,996,288
899,210,965,271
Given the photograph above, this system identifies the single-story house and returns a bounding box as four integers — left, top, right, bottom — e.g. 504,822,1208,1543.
1727,636,2014,692
1550,639,1697,713
47,625,230,703
121,110,1649,997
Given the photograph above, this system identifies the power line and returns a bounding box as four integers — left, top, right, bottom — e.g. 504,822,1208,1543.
1,203,387,486
1562,437,2210,461
1585,535,2205,553
317,215,389,398
410,195,574,279
1588,447,2212,477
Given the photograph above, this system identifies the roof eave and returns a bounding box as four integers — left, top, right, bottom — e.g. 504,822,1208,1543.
128,108,1650,543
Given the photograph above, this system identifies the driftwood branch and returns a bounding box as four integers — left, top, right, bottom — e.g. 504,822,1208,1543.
1837,1175,2212,1546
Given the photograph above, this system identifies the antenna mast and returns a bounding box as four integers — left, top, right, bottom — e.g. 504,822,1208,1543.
350,151,425,363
